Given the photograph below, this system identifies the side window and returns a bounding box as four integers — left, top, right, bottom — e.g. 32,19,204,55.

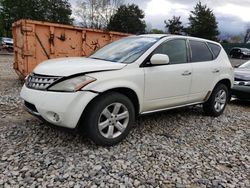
153,39,187,64
208,43,221,58
189,40,213,62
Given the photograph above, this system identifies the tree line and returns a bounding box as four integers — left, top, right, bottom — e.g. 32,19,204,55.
0,0,249,43
0,0,73,36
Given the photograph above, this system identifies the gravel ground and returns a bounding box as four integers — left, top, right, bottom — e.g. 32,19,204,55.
0,55,250,188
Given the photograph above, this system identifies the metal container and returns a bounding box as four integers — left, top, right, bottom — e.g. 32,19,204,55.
12,19,129,79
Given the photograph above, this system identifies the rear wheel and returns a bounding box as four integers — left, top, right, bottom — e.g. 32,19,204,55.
84,92,135,146
203,84,229,117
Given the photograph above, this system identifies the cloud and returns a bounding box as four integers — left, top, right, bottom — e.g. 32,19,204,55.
69,0,249,35
143,0,249,35
145,0,188,16
215,3,250,22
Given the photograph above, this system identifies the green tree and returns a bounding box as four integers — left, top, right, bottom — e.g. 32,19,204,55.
187,1,219,41
0,0,73,37
164,16,183,35
150,29,165,34
229,35,243,43
43,0,73,24
107,4,146,34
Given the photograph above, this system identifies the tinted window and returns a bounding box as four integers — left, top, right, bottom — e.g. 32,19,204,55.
231,48,240,53
189,40,213,62
208,43,221,58
154,39,187,64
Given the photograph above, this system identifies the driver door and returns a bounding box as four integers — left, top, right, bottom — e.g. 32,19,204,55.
143,39,192,112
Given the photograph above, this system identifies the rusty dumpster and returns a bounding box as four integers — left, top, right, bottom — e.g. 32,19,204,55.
12,19,129,79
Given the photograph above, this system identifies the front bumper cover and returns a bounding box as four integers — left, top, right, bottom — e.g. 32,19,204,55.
20,85,98,129
231,85,250,100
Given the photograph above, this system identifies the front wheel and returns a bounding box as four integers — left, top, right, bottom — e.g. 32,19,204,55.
84,92,135,146
203,84,229,117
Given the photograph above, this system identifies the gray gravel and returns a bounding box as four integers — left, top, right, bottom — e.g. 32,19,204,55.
0,55,250,188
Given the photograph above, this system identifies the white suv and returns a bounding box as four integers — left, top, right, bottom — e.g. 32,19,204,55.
21,34,234,145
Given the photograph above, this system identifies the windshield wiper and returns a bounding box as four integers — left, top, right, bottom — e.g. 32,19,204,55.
90,56,120,63
89,57,104,60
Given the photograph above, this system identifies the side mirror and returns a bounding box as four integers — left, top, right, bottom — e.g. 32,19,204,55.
150,54,170,65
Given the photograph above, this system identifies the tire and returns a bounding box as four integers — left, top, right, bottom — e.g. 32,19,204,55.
84,92,135,146
240,54,244,59
203,84,229,117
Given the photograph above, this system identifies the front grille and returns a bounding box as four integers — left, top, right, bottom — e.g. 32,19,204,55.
26,73,61,90
5,42,13,46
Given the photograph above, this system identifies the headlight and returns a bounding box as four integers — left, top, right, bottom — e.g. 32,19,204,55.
242,52,247,55
48,75,96,92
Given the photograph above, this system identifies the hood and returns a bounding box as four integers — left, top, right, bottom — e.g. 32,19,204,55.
2,39,13,44
234,68,250,81
33,57,126,76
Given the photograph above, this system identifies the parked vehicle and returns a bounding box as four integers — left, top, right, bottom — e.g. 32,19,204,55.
232,60,250,100
20,34,234,145
229,47,250,59
0,37,13,52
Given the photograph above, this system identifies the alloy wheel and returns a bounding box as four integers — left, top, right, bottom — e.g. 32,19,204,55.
214,89,227,112
98,103,129,139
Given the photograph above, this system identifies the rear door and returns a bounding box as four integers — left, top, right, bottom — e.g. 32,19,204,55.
188,40,220,102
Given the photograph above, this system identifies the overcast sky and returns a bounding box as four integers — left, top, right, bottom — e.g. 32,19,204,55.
70,0,250,38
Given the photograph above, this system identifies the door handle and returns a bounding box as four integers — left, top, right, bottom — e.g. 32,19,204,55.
212,69,220,73
182,71,192,76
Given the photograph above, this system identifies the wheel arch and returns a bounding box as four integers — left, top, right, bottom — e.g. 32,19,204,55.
102,87,140,116
76,87,140,131
205,78,232,102
216,79,232,90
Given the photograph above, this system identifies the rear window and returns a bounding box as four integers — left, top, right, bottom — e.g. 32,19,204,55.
208,43,221,58
189,40,213,62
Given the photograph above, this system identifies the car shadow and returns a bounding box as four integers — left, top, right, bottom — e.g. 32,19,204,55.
32,105,204,147
229,99,250,108
23,100,249,148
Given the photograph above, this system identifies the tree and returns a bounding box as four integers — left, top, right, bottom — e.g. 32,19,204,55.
43,0,73,24
164,16,183,35
150,29,165,34
229,35,243,43
107,4,146,34
0,0,73,37
187,1,219,41
75,0,123,29
244,24,250,43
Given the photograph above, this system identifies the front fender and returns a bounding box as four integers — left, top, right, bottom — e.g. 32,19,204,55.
83,68,145,112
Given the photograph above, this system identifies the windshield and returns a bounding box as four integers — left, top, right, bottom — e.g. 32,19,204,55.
240,60,250,69
89,36,159,64
242,48,250,52
2,38,12,42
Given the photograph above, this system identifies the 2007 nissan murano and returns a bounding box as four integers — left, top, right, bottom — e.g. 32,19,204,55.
21,34,234,145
